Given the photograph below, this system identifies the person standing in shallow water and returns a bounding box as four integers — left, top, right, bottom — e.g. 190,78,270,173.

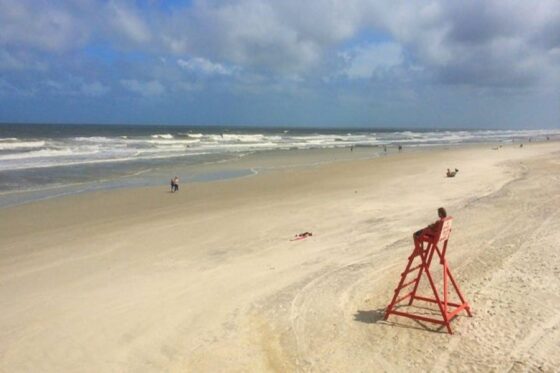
173,176,179,192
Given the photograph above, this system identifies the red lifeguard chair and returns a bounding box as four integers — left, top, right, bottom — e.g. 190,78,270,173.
384,217,472,334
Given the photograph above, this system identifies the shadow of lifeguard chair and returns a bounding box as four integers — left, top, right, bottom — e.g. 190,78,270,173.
384,217,472,334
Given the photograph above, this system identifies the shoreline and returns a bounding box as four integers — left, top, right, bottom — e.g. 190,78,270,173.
1,142,560,371
0,140,546,209
1,142,554,250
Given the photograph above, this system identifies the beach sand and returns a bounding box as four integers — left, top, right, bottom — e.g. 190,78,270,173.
1,143,560,372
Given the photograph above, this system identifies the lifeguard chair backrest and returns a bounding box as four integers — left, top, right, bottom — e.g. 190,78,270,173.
435,217,453,244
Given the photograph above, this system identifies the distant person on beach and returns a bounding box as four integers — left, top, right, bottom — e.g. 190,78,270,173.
413,207,447,249
398,145,402,152
383,145,387,153
350,145,354,152
446,168,459,177
173,176,179,192
170,178,175,192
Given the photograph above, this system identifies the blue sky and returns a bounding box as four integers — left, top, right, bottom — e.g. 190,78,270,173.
0,0,559,128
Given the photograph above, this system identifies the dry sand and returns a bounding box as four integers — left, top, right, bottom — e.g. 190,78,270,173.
1,143,560,372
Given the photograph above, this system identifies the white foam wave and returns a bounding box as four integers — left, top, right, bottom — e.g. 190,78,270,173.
151,134,174,139
135,145,189,154
394,131,423,139
180,133,203,138
147,139,200,145
210,134,266,142
0,140,46,150
0,149,213,171
0,147,101,161
209,142,277,149
1,128,559,173
73,136,118,143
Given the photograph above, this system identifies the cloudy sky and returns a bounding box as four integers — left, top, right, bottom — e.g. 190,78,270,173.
0,0,559,128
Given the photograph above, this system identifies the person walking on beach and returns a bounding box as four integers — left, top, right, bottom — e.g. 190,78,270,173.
398,145,402,152
173,176,179,192
170,178,175,192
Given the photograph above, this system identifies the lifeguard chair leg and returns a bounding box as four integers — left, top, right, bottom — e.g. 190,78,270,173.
444,262,449,321
384,245,422,320
420,256,453,334
446,265,472,317
407,241,431,306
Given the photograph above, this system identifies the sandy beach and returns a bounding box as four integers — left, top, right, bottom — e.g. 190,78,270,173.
1,142,560,372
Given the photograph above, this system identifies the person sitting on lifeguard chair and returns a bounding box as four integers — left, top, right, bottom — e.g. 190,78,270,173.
413,207,447,250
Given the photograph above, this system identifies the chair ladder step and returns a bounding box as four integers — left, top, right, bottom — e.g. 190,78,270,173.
402,263,422,276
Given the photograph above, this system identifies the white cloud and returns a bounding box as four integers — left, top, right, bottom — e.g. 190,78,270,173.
0,0,91,51
44,79,65,91
81,81,110,96
177,57,234,75
0,49,21,70
0,77,39,96
341,42,403,79
121,79,165,96
106,2,152,44
162,35,188,54
365,0,560,87
187,0,346,73
1,0,559,92
0,49,48,71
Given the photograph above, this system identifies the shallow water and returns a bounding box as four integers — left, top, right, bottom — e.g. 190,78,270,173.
1,123,558,207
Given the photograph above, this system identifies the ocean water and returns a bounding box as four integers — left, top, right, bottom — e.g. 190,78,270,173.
0,123,558,207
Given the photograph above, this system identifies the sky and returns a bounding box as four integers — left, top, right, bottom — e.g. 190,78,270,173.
0,0,559,129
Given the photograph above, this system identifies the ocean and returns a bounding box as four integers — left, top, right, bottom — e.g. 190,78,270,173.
0,123,558,207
